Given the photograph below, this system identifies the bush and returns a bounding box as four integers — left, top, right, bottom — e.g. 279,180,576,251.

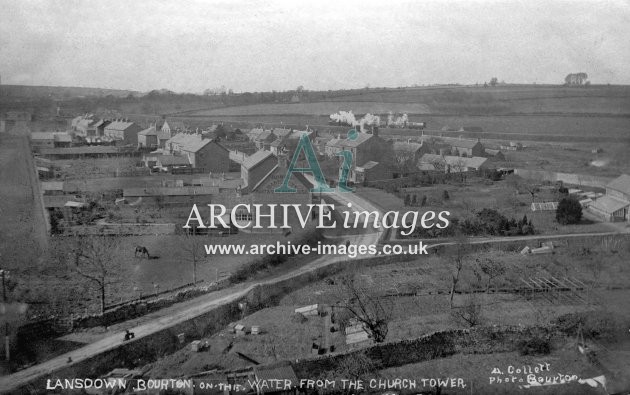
290,312,307,324
556,197,582,225
553,312,627,342
517,336,551,356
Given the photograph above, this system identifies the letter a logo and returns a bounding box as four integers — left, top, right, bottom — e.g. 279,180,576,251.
275,135,334,193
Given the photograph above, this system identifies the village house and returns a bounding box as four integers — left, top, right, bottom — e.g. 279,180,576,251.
92,119,111,136
137,125,159,149
70,114,94,133
241,150,277,190
484,148,506,161
418,153,491,173
393,141,430,167
76,117,100,136
54,133,73,148
30,132,73,151
447,138,485,157
589,174,630,222
355,161,392,183
165,133,229,171
325,130,393,183
283,129,314,154
247,128,277,150
161,119,187,137
30,132,55,150
235,151,312,231
104,119,143,146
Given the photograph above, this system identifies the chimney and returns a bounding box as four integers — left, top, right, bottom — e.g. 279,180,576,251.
277,152,288,169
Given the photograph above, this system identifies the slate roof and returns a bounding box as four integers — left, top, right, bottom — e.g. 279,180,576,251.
606,174,630,197
242,150,274,170
449,138,482,149
419,154,488,170
590,196,630,213
393,141,424,153
162,120,186,131
272,128,292,138
358,161,380,170
105,120,137,131
139,126,158,136
31,132,55,141
327,132,373,148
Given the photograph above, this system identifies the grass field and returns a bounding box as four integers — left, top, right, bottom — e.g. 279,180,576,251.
381,340,630,394
146,242,630,380
191,101,431,116
16,232,281,317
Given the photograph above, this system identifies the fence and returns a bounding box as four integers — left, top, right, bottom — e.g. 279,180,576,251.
514,168,612,189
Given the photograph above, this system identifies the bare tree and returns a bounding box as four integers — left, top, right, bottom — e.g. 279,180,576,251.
476,257,506,293
68,235,122,314
337,274,393,343
451,158,467,182
451,295,483,327
505,174,538,202
180,232,206,284
449,234,469,309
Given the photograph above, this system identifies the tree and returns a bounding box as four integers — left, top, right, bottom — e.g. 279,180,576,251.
215,124,227,139
67,235,122,314
505,174,538,202
450,295,483,327
180,231,206,284
556,197,582,225
449,234,469,309
490,77,498,86
476,257,505,293
337,274,393,343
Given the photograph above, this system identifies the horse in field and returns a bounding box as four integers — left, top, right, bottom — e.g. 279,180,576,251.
134,246,150,258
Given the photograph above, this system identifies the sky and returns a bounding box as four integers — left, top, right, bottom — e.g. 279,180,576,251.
1,0,629,93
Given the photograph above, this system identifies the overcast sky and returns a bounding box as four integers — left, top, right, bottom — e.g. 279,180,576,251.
1,0,629,93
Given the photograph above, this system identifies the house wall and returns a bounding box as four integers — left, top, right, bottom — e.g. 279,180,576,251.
365,163,392,181
249,170,311,230
606,188,630,202
243,155,277,189
138,134,158,148
32,140,55,150
188,142,230,172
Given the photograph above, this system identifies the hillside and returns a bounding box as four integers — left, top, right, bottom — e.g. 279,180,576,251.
0,84,138,99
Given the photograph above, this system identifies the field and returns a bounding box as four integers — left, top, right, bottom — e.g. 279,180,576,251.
16,232,280,317
360,180,618,237
326,85,630,115
190,101,431,116
145,240,630,381
381,342,630,394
